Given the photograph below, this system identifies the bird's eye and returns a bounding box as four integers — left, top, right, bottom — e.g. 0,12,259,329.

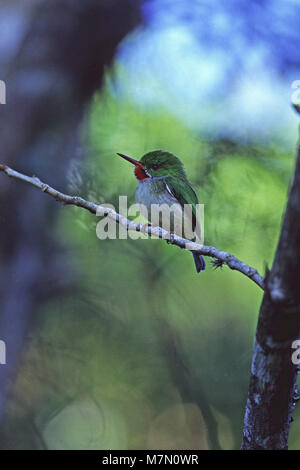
152,164,159,170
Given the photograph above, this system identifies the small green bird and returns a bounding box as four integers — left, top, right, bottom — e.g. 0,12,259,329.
117,150,205,273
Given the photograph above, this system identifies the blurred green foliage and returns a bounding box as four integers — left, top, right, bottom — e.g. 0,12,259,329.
6,68,299,450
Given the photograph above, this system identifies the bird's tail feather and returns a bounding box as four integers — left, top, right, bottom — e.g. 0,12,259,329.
192,251,206,273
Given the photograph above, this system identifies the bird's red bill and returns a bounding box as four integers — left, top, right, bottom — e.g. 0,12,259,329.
117,152,149,180
116,153,143,168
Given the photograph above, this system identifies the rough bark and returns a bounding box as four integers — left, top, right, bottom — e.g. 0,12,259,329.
0,0,139,436
241,139,300,449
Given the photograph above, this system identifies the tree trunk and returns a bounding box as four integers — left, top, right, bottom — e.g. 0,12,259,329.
242,137,300,449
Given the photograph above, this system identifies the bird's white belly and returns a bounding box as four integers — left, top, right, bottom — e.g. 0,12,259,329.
135,179,193,239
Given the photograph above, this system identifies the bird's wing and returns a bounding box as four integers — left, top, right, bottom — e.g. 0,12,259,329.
164,177,202,240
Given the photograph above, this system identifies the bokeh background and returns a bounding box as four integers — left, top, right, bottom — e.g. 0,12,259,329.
1,0,300,449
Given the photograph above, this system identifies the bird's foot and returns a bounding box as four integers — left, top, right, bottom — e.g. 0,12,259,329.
211,258,225,270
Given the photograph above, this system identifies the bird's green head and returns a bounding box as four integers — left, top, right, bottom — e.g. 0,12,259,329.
117,150,187,181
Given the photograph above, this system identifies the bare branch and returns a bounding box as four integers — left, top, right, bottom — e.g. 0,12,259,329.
0,164,264,290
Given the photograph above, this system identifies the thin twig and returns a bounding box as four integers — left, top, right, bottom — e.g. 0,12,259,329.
0,163,264,290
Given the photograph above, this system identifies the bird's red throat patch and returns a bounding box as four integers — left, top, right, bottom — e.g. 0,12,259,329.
134,166,149,180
